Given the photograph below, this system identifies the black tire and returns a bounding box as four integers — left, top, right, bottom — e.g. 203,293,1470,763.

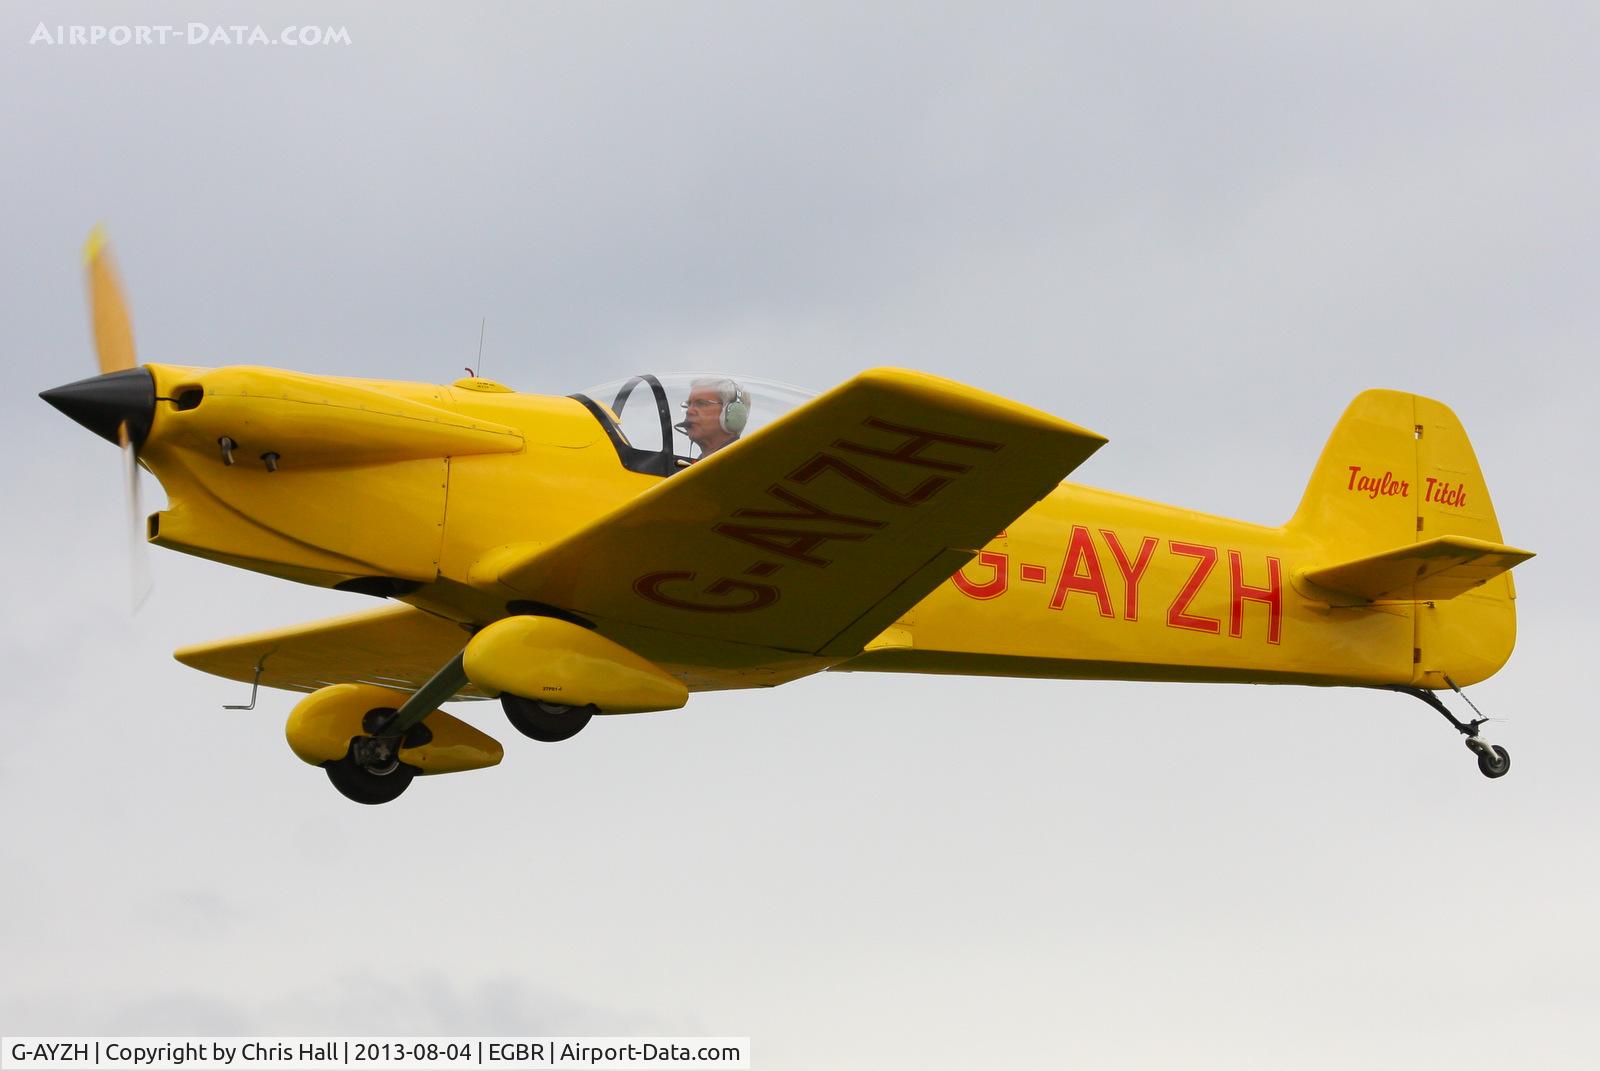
324,753,417,804
1476,744,1511,779
502,694,594,742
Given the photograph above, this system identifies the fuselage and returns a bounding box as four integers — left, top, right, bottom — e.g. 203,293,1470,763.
845,485,1412,687
113,364,1516,693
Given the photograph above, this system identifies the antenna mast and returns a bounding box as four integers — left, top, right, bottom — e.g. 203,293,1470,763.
467,317,486,379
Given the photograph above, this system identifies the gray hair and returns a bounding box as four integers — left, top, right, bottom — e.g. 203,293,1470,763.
689,377,746,406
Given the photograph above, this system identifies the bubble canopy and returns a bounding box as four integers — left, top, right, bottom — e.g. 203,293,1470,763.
571,373,816,477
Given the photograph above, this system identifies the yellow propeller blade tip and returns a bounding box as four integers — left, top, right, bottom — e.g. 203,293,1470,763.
83,226,136,374
83,225,110,267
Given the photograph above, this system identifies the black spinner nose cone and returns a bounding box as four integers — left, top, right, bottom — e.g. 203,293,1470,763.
40,367,156,447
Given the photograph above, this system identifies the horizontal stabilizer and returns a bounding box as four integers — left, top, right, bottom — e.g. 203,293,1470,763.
1299,535,1534,602
175,604,489,699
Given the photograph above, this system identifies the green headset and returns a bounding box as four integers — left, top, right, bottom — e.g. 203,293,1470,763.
720,381,751,434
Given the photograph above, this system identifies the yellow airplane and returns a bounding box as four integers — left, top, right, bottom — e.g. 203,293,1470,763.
43,233,1534,803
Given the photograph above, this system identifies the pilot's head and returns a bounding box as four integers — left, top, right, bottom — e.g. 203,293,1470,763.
682,377,750,458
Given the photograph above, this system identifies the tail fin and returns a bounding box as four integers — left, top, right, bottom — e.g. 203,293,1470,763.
1289,389,1509,549
1288,389,1528,687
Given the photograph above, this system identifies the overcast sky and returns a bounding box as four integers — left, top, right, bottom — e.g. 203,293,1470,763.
2,3,1595,1068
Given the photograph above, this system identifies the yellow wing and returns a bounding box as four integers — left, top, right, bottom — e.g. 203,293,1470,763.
478,368,1107,657
174,604,490,698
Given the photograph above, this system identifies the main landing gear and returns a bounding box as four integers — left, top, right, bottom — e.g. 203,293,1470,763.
323,707,429,805
1391,682,1510,779
502,694,594,742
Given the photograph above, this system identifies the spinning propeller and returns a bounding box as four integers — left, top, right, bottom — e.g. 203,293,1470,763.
39,228,158,608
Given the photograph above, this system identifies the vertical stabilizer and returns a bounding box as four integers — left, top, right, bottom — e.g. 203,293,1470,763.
1288,390,1519,687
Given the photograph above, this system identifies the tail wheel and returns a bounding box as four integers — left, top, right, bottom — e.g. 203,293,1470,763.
1475,743,1511,779
502,694,594,742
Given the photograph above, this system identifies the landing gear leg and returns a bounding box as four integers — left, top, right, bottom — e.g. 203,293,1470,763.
1390,683,1510,779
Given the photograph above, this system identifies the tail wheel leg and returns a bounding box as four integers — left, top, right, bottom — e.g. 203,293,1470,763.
1390,684,1510,780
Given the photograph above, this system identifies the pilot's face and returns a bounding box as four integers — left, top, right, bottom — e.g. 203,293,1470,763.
683,387,724,444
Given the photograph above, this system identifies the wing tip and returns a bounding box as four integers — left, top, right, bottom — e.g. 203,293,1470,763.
850,366,1109,446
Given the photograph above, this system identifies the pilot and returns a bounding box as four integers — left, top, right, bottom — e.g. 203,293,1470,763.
679,377,751,460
